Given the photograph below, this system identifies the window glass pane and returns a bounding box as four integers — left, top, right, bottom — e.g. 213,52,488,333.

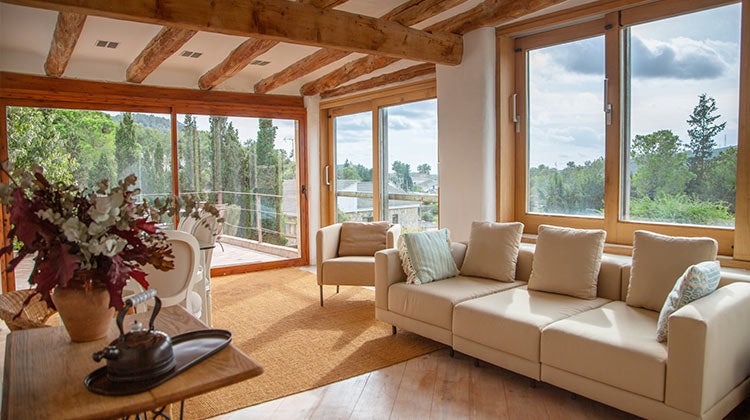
177,114,301,268
382,99,439,232
527,35,606,217
5,107,172,288
623,4,740,227
333,111,373,223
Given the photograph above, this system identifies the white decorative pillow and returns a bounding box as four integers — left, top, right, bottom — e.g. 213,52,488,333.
400,229,458,285
626,230,718,312
656,261,721,342
460,221,523,282
527,224,606,299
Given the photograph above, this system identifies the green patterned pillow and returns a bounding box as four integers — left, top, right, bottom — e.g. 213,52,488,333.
401,229,458,285
656,261,721,342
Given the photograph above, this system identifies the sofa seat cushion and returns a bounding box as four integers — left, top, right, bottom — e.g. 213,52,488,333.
453,286,610,363
541,301,667,401
321,256,375,286
388,276,523,330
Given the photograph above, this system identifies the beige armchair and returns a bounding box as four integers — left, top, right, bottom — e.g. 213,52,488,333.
316,222,401,306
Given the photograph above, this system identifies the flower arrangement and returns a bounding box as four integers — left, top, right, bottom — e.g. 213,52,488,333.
0,163,213,310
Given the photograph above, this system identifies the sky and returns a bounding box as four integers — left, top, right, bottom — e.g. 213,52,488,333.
527,2,741,168
334,99,438,175
189,115,298,156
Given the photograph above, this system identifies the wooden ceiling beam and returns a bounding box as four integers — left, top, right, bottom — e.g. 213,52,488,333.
44,12,86,77
320,63,435,99
126,27,197,84
198,0,349,91
198,38,278,90
301,0,569,96
255,0,466,94
4,0,463,65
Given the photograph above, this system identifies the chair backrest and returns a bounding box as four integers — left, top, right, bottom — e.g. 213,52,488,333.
142,230,200,307
177,213,199,234
192,213,218,268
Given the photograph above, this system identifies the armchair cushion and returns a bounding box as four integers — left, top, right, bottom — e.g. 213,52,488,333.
337,221,390,256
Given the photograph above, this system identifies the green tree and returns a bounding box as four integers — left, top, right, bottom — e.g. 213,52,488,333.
115,112,139,179
338,160,361,180
417,163,431,174
686,94,726,196
630,130,693,199
254,119,285,245
391,160,413,191
702,146,737,212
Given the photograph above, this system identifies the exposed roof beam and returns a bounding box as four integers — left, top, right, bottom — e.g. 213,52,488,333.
44,12,85,77
198,38,278,90
198,0,349,91
126,27,197,84
255,0,466,94
301,0,567,96
4,0,463,65
300,55,399,96
320,63,435,99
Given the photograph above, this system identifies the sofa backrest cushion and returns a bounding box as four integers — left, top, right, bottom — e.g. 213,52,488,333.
338,221,390,256
626,230,718,312
528,224,607,299
460,221,524,282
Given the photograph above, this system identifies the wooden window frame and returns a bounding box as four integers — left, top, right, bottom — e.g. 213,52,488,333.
0,72,310,291
507,0,749,265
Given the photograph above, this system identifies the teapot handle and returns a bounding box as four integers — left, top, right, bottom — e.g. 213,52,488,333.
116,289,160,337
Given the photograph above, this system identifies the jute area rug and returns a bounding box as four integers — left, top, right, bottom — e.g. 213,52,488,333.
183,267,443,419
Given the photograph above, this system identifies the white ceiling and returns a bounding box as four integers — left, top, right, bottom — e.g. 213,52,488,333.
0,0,598,97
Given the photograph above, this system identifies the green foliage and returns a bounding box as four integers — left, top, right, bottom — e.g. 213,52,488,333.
686,94,726,195
630,194,733,227
337,159,371,181
391,160,413,191
630,130,693,199
115,112,140,180
528,158,604,216
417,163,431,174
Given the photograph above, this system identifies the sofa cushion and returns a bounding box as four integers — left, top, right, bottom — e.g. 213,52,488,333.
453,286,610,362
541,301,667,401
400,229,458,285
656,260,721,342
528,224,606,299
388,276,522,330
627,230,718,312
460,221,524,282
320,256,376,286
337,221,390,256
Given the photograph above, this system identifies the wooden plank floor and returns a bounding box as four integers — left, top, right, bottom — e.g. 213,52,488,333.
212,346,750,420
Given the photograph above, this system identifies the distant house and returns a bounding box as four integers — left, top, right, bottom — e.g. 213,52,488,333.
336,180,421,228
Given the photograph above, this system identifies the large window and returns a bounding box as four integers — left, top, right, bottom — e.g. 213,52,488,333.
514,0,745,256
324,84,439,231
623,4,741,227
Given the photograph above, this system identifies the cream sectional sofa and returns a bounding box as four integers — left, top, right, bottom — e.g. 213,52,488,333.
374,242,750,420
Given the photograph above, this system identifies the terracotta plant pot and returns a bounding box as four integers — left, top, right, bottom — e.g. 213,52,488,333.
51,285,114,342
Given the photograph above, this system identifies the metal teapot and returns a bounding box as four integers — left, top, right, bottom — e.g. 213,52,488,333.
92,289,175,383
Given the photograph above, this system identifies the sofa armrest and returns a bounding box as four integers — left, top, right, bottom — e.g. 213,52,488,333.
375,248,406,310
316,223,342,286
665,282,750,416
386,224,401,249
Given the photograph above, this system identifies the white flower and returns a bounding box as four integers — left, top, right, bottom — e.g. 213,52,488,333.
87,192,124,224
87,235,127,257
87,221,108,238
61,216,87,243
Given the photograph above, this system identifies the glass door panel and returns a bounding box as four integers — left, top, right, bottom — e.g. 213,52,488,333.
381,99,439,232
333,111,373,223
177,114,302,269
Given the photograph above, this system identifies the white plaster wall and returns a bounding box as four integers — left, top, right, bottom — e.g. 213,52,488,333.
436,28,496,242
305,95,322,263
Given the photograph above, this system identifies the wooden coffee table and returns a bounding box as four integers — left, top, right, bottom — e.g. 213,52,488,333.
1,305,262,419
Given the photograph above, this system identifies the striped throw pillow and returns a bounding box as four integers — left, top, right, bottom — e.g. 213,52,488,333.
402,229,458,285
